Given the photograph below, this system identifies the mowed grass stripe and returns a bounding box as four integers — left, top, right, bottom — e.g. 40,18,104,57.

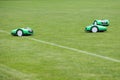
1,30,120,63
0,64,33,80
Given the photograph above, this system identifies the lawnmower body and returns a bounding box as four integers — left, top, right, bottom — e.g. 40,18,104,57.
11,27,33,36
85,25,107,32
85,19,109,33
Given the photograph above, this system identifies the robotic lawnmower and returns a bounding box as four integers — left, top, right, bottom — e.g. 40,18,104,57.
85,20,109,33
11,27,33,36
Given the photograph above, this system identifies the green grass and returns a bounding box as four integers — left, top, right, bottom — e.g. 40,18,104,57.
0,0,120,80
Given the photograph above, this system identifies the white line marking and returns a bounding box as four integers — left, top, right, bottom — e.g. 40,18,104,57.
0,30,10,34
0,29,120,63
26,37,120,63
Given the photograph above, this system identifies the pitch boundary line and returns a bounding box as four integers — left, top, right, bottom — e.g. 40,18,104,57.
26,37,120,63
0,30,120,63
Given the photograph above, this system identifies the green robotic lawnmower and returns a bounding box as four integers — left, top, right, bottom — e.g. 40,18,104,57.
11,27,33,36
85,20,109,33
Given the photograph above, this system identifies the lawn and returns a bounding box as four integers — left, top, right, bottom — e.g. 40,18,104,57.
0,0,120,80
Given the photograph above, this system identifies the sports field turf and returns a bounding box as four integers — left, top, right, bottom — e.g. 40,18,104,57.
0,0,120,80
